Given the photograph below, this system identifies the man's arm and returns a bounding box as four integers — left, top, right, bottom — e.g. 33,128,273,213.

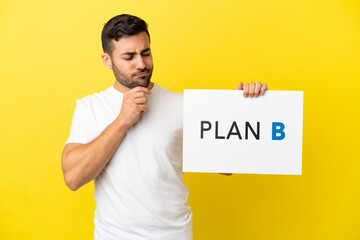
61,87,151,191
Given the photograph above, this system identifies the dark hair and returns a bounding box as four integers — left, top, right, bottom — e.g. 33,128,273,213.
101,14,150,55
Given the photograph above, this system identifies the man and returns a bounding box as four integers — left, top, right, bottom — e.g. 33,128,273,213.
61,14,268,240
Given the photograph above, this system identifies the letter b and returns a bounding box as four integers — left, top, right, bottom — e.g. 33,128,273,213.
272,122,285,140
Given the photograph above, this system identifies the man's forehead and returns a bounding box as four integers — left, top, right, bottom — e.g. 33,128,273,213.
112,32,150,53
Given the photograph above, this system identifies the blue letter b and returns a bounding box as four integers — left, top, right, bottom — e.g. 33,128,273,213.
272,122,285,140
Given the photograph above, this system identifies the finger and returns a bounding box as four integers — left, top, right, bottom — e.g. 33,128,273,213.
249,82,255,98
243,83,249,98
237,82,243,90
129,86,152,95
254,81,262,97
260,83,268,96
133,96,148,104
138,104,148,112
127,91,148,99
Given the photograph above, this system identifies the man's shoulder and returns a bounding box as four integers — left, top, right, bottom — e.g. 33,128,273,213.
76,86,114,104
154,84,183,100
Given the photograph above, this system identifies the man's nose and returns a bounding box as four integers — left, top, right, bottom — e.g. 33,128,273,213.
135,55,146,69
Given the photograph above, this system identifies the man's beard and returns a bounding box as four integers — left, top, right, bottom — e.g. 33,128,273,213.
112,62,153,89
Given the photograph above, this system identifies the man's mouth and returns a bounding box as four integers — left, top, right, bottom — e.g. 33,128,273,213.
135,72,148,77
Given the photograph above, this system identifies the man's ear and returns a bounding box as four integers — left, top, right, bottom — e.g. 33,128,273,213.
101,52,112,69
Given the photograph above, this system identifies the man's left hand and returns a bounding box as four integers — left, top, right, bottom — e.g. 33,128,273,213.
237,81,268,98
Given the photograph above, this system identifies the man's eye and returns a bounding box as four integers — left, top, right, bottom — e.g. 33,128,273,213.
124,56,133,60
142,52,151,57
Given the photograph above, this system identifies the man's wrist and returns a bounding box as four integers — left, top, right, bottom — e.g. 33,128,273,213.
114,117,131,132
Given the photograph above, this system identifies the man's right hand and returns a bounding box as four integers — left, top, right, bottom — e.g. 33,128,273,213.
118,86,151,128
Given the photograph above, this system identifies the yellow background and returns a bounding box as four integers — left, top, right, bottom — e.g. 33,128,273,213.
1,0,359,239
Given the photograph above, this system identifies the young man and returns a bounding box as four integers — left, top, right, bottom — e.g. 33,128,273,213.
61,14,268,240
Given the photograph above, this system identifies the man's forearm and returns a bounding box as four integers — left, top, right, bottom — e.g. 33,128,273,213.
62,117,129,191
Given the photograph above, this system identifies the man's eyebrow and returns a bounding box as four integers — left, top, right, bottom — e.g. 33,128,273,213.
121,48,151,56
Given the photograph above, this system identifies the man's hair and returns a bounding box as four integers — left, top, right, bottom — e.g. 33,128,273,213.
101,14,150,55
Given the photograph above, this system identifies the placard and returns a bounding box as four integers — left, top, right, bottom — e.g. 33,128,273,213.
183,90,303,175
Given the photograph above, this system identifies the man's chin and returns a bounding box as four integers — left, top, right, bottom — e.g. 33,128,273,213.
131,79,150,88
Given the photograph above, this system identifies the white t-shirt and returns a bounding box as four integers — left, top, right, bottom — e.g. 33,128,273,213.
65,84,192,240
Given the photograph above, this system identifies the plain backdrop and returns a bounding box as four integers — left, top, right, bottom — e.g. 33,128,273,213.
0,0,359,239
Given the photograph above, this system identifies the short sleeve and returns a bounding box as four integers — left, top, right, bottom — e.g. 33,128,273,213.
65,98,99,145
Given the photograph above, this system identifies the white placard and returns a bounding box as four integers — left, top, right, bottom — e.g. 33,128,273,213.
183,90,303,175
